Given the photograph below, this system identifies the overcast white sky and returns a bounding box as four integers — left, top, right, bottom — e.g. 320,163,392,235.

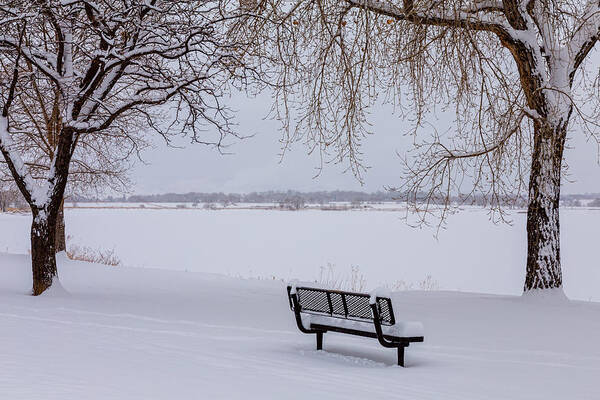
131,84,600,196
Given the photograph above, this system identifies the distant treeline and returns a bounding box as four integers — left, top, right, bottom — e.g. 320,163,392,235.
84,190,400,204
68,190,600,207
3,189,600,211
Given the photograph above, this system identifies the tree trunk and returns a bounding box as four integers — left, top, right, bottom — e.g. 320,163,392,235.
28,127,74,295
55,199,66,253
524,121,567,291
31,210,58,295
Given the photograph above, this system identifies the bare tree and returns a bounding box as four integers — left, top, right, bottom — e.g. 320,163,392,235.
238,0,600,293
0,1,257,295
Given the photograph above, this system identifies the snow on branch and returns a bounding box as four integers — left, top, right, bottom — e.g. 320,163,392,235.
0,36,63,84
72,78,208,133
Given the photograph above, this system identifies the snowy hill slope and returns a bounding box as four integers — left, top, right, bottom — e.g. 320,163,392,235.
1,253,599,399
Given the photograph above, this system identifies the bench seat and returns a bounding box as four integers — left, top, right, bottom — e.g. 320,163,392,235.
301,313,425,339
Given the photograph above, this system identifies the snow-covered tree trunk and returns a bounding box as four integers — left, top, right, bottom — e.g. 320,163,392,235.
29,131,73,294
31,209,58,295
523,41,575,292
524,121,568,291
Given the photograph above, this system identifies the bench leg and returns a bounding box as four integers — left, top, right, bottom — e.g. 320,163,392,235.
397,346,405,367
316,331,323,350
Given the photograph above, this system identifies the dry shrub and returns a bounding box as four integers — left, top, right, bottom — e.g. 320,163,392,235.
318,263,367,292
418,275,440,291
388,275,440,291
67,244,121,267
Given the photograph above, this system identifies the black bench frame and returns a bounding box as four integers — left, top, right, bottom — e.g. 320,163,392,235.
287,286,423,367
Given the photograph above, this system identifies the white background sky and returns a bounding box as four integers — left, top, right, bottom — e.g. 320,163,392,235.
131,82,600,196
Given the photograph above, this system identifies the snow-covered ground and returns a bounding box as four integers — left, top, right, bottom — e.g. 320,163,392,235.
2,207,600,398
1,206,599,300
1,252,599,399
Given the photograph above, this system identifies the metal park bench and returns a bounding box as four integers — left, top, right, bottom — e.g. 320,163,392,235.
287,284,424,367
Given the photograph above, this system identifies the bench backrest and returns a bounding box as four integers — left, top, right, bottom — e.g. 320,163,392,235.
287,286,395,326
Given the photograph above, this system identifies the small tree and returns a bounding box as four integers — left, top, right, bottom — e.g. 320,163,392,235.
240,0,600,293
0,1,256,295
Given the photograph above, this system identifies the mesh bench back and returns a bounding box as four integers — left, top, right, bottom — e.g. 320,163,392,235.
288,286,395,326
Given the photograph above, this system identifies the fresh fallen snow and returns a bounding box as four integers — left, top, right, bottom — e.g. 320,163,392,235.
1,252,599,399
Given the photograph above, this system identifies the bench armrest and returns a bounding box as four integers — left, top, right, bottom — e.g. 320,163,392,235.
290,293,325,334
370,303,400,348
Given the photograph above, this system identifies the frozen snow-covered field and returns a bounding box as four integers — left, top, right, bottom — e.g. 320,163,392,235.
1,206,599,300
1,252,599,400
